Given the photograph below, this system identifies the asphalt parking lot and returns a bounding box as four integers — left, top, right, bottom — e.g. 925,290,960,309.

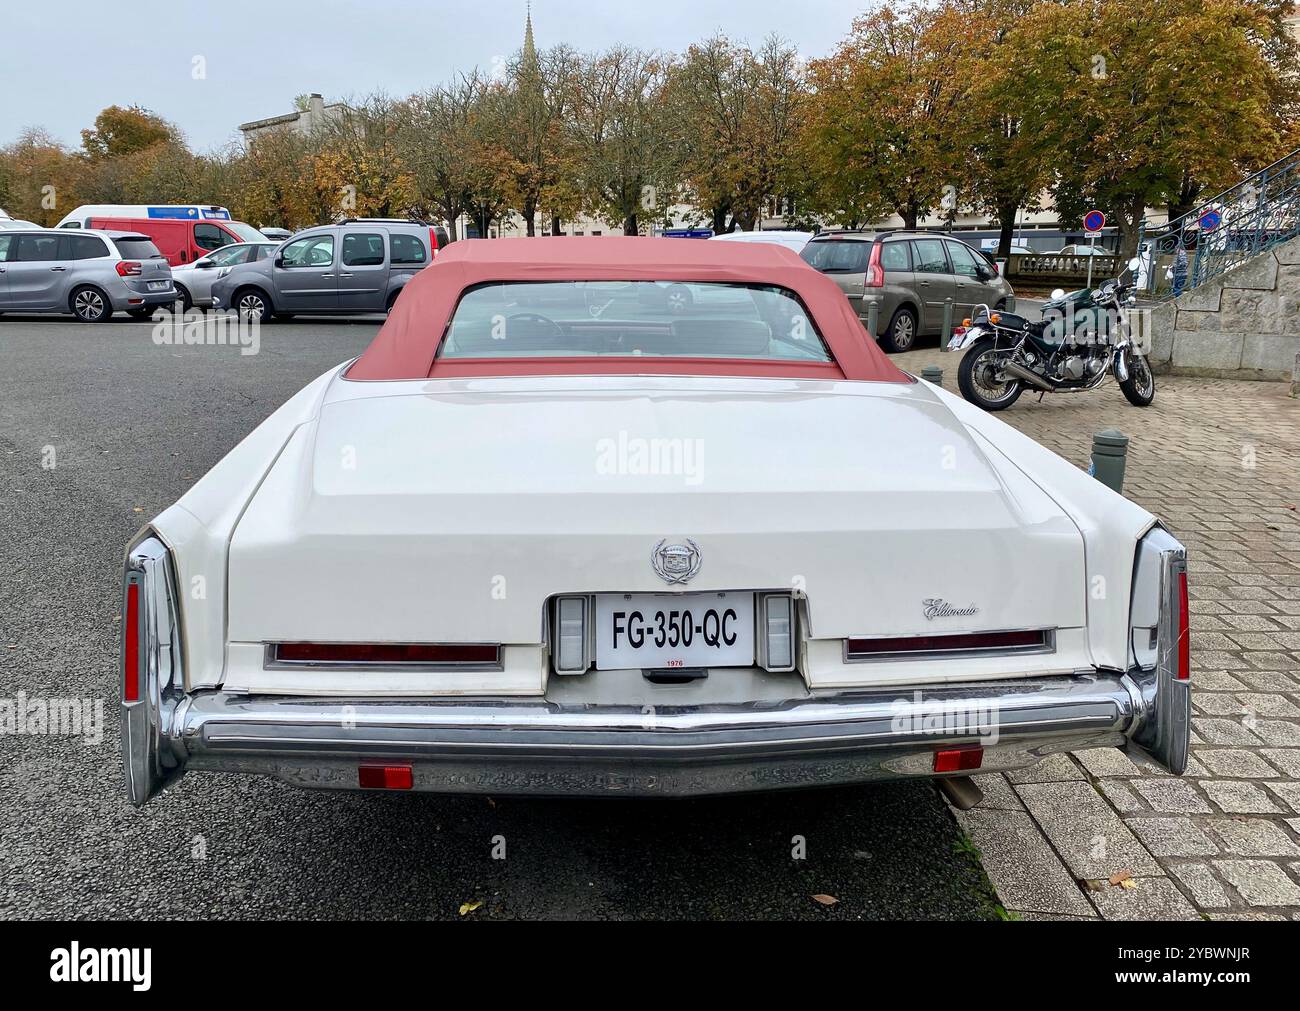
0,316,999,921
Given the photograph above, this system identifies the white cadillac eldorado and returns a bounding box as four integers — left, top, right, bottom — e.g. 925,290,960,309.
121,237,1190,806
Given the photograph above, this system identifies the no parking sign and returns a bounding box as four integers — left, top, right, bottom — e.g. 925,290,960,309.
1084,210,1106,233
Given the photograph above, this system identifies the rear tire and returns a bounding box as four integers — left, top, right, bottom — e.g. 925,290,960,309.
70,286,112,323
1119,352,1156,406
173,285,194,313
881,306,917,353
957,337,1024,412
234,287,273,324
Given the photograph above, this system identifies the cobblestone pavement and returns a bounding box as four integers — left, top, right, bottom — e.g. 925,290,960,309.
896,344,1300,921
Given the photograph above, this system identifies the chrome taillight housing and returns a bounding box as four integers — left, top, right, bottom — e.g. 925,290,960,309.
121,535,187,806
1127,525,1190,774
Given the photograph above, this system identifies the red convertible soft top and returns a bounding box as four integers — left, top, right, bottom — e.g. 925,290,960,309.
347,236,910,383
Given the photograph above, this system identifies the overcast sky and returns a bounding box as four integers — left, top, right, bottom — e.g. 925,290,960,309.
1,0,863,151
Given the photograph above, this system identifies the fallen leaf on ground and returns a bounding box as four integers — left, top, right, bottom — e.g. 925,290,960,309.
1109,870,1134,886
458,900,482,916
811,894,839,906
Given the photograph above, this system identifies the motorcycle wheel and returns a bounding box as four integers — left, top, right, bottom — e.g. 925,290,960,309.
1119,352,1156,407
957,337,1024,412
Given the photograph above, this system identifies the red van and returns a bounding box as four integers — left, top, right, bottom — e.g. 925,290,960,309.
55,205,269,266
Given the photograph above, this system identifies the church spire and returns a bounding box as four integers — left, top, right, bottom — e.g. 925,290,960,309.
523,2,537,67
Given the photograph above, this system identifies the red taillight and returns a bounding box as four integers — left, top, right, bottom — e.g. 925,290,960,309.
934,746,983,773
1176,570,1190,681
274,642,499,665
429,227,439,256
123,582,140,702
865,241,884,287
359,765,414,790
116,261,142,277
846,629,1047,658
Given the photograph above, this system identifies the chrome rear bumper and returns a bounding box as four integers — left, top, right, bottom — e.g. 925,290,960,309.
130,671,1173,801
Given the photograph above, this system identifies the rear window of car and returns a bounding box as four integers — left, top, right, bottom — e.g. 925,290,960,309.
799,239,871,274
68,235,109,259
391,233,427,265
439,281,831,362
112,237,164,260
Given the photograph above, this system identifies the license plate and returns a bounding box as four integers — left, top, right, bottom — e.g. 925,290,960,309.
948,326,980,350
147,281,170,292
594,592,755,670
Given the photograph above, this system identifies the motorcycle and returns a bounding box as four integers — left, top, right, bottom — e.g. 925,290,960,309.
948,256,1155,412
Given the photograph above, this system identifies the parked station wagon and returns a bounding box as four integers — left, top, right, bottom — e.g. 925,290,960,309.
0,229,175,321
211,219,440,321
121,237,1188,806
801,230,1016,352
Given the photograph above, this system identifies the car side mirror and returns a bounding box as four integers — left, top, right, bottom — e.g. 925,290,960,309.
195,259,213,269
975,266,991,281
274,255,285,268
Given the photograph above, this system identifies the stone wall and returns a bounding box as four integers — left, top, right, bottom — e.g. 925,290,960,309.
1147,233,1300,382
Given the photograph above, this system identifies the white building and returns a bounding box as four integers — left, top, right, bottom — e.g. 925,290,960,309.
239,93,347,143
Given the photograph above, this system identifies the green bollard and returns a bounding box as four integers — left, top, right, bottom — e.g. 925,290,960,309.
866,297,880,339
1091,429,1129,494
921,365,943,386
940,297,954,353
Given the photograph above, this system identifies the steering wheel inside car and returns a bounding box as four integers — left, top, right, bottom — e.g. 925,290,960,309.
505,312,564,339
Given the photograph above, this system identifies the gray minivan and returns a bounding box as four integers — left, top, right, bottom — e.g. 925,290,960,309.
0,229,175,322
800,230,1015,352
210,219,438,322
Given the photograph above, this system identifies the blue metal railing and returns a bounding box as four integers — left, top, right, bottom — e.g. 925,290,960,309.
1138,147,1300,300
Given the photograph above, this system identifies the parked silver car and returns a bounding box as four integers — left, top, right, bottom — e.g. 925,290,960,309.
801,230,1016,352
0,229,175,322
211,219,439,321
170,241,280,310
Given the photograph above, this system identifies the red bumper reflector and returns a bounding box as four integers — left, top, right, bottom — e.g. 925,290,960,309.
275,642,499,665
846,629,1046,658
934,746,983,773
1176,570,1190,681
359,765,414,790
124,582,140,702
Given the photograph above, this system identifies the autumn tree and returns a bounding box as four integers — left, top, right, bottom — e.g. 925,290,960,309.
0,129,82,225
571,47,675,235
80,105,178,161
398,74,495,241
957,0,1057,258
665,35,807,232
800,4,971,229
312,94,417,220
1004,0,1291,253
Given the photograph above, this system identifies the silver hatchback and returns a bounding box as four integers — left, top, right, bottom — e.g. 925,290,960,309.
0,229,175,322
